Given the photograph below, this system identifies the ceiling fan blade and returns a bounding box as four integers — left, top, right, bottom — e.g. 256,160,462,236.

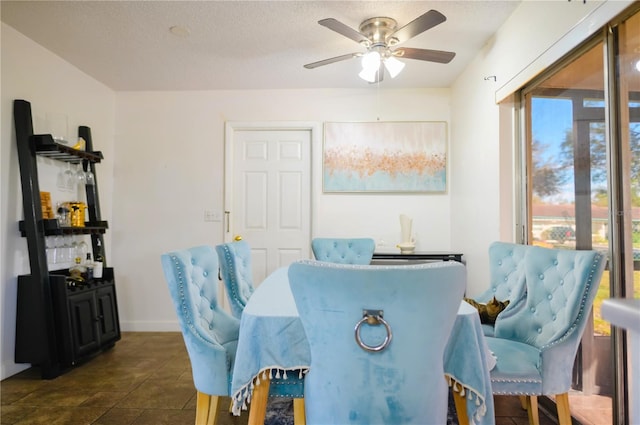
318,18,369,44
389,10,446,44
395,47,455,64
303,53,360,69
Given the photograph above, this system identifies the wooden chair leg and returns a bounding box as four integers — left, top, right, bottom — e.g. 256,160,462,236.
556,392,572,425
519,395,528,410
247,371,270,425
196,391,219,425
293,397,306,425
452,386,469,425
525,395,540,425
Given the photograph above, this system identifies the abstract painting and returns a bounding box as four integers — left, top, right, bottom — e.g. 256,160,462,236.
323,121,447,193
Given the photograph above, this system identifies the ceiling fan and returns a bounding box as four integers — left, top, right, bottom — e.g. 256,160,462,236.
304,9,456,83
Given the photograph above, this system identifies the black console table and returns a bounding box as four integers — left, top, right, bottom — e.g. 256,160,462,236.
372,251,464,263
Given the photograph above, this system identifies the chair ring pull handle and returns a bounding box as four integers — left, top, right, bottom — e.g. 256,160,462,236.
354,309,392,352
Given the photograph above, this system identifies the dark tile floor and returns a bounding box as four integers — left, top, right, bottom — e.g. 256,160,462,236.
0,332,609,425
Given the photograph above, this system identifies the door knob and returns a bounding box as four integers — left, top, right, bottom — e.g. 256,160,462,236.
234,235,243,241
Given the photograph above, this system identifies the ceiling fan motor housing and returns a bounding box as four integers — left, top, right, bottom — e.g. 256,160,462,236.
358,17,399,47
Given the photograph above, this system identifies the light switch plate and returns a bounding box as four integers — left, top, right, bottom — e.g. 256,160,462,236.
204,210,222,222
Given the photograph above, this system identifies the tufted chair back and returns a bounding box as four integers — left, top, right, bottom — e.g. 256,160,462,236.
495,246,605,350
215,240,255,319
486,245,606,425
482,241,528,306
472,241,528,336
311,237,376,265
289,260,466,425
160,245,240,401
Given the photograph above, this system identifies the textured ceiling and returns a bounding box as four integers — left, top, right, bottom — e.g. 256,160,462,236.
1,1,521,91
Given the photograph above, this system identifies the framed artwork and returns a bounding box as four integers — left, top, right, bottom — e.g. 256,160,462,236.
323,121,447,193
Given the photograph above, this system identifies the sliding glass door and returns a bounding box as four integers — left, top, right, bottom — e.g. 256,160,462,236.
520,5,639,423
525,38,611,394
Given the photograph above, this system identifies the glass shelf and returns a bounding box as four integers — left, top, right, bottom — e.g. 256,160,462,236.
31,134,103,164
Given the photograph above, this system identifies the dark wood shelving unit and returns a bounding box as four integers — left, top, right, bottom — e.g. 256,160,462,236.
19,220,108,236
13,99,121,379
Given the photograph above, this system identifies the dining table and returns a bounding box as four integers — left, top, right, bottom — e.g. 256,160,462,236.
230,265,496,425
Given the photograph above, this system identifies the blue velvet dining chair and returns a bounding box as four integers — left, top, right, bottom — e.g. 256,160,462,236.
486,245,606,425
162,245,306,425
215,240,255,319
288,260,466,425
310,237,376,265
161,245,241,425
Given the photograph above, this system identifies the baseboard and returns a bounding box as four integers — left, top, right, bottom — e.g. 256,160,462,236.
1,362,31,380
119,320,180,332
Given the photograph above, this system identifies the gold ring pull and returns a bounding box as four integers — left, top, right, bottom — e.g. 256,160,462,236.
354,309,392,352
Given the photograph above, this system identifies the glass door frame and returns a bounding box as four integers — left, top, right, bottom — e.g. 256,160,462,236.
514,4,640,420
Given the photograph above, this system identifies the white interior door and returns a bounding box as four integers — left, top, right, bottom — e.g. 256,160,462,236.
224,124,313,285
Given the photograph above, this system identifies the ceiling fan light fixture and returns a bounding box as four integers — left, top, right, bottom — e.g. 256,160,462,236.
384,56,405,78
359,51,381,82
361,51,381,71
358,66,379,83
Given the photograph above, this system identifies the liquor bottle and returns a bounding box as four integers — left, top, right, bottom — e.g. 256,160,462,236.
85,253,94,280
93,240,104,279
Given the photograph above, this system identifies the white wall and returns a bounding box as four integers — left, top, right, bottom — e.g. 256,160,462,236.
1,23,116,378
114,88,452,330
450,0,632,297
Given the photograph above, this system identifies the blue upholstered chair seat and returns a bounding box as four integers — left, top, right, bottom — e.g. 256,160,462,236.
485,337,542,394
269,377,305,398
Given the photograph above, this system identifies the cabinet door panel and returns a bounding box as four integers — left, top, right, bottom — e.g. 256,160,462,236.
96,286,119,343
69,292,100,357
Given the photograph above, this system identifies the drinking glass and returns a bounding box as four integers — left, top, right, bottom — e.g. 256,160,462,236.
64,163,75,191
46,237,55,264
84,161,96,186
62,236,74,264
85,166,95,186
57,167,67,189
75,163,86,186
56,236,67,263
53,235,64,264
69,237,79,263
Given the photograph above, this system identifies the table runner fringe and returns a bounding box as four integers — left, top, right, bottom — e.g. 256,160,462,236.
231,366,309,416
445,373,488,423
